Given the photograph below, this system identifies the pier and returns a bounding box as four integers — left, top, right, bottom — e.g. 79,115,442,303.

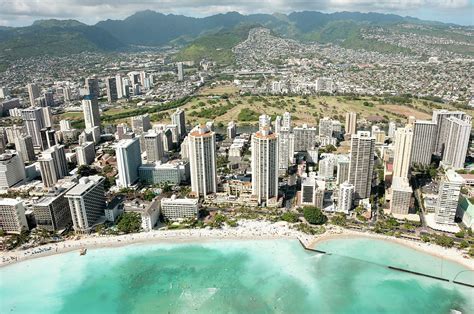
298,238,474,288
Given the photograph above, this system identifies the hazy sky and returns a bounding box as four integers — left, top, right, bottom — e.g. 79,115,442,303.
0,0,472,27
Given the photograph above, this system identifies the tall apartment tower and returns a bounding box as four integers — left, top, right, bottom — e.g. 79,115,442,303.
338,181,355,214
27,83,40,107
390,177,412,215
259,114,271,129
131,114,151,134
115,74,124,99
21,107,44,147
278,128,294,172
282,112,292,130
82,96,101,130
392,126,413,179
345,112,357,136
435,170,464,225
66,175,106,233
336,155,350,185
177,62,184,81
0,198,28,234
76,142,95,166
105,77,118,103
348,131,375,200
432,110,466,156
39,145,68,187
0,152,26,188
171,108,186,140
442,117,471,169
144,131,164,163
227,121,237,139
293,124,318,152
319,117,334,137
85,77,100,99
188,125,217,197
116,137,142,188
251,127,279,205
15,134,36,163
33,189,72,231
410,120,437,166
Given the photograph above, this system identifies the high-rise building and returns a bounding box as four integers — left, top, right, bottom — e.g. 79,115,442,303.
336,155,350,185
338,181,355,213
116,137,142,188
390,177,412,215
27,83,40,107
60,120,72,131
15,134,36,163
76,142,95,166
435,170,464,225
171,109,186,140
42,107,53,128
131,114,151,134
392,126,413,179
40,127,57,151
38,145,68,187
282,112,292,130
319,117,336,137
0,198,28,234
277,128,294,171
188,125,217,197
345,112,357,136
348,131,375,200
273,116,282,134
85,77,100,99
115,74,124,99
442,117,471,169
293,124,318,152
410,120,436,166
21,107,44,147
300,173,324,208
371,126,386,144
144,131,164,163
82,96,101,130
388,121,397,138
251,127,279,205
0,152,26,188
259,114,271,129
33,189,72,231
318,154,336,179
177,62,184,81
106,77,118,103
66,175,106,233
227,121,237,139
432,110,467,156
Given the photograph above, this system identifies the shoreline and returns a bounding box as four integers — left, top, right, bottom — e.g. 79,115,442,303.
1,221,473,270
310,228,474,270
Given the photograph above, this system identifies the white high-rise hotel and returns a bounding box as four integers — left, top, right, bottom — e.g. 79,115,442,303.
442,117,471,169
348,131,375,200
392,126,413,179
116,137,142,188
251,125,279,205
188,125,217,197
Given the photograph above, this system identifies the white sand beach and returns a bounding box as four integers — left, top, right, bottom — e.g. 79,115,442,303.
1,220,473,270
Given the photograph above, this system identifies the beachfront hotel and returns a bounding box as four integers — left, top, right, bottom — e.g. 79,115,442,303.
348,131,375,200
65,176,106,233
251,122,279,206
161,195,199,220
188,124,217,197
0,198,28,234
116,137,142,188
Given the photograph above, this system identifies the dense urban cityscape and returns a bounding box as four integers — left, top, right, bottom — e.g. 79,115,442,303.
0,5,473,313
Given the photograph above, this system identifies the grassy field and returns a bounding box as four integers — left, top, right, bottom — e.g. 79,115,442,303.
163,85,469,127
56,84,473,130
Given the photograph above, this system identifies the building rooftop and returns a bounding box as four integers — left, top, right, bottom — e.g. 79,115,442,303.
0,198,22,206
66,175,103,196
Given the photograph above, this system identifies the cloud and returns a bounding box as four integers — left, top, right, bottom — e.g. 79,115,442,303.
0,0,471,26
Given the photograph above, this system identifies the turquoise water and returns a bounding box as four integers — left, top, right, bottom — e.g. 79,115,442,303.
0,238,473,313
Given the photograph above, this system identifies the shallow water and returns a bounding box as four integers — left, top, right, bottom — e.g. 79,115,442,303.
1,238,473,313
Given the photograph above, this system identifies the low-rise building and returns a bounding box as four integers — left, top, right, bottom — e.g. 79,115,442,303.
161,195,199,220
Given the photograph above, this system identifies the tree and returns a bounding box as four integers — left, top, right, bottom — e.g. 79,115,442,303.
281,212,299,223
77,165,98,177
331,213,347,226
143,190,155,202
433,234,454,248
303,206,328,225
117,212,142,234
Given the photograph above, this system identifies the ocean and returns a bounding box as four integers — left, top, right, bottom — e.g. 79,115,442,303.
1,238,472,313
